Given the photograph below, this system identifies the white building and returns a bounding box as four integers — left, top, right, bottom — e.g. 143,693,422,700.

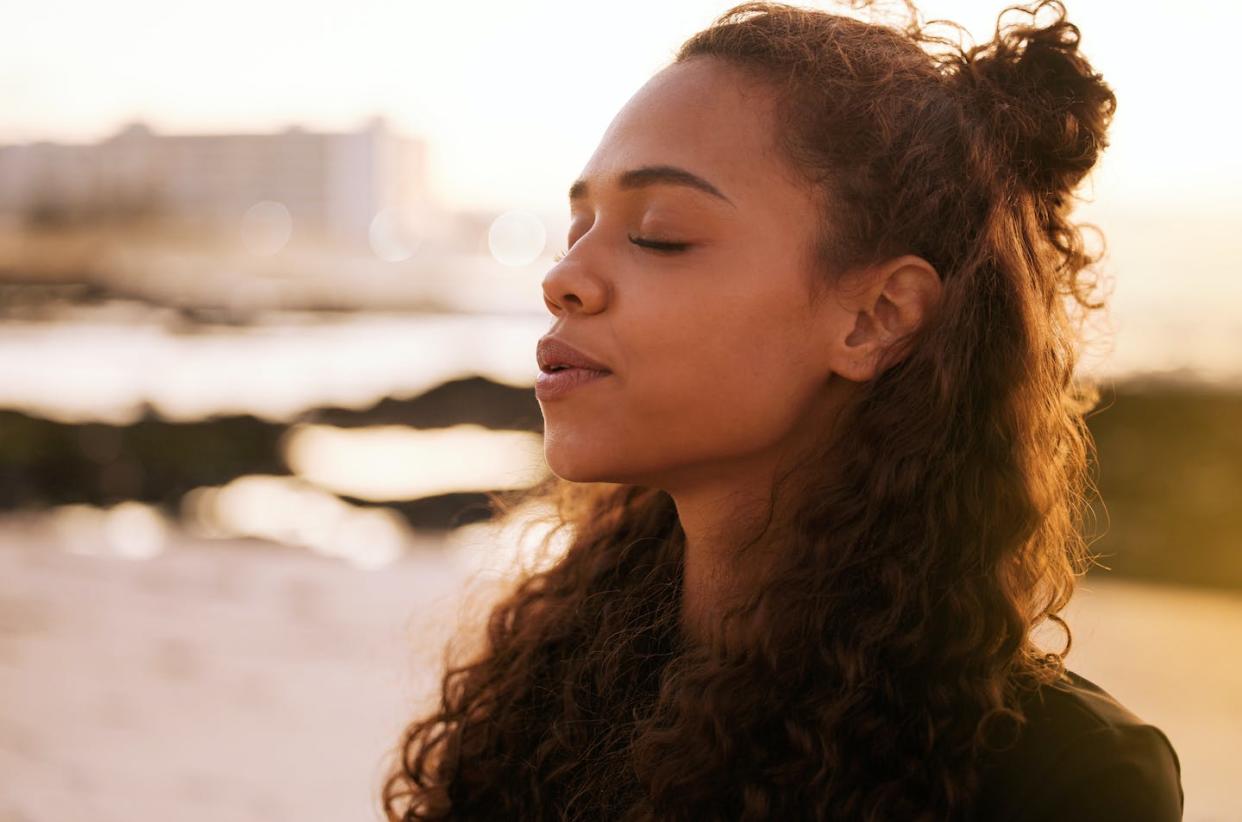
0,116,433,246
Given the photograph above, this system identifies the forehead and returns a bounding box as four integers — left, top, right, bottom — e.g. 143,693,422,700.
575,57,797,206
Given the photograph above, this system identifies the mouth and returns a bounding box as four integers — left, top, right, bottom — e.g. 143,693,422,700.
536,336,612,375
535,365,612,399
542,365,610,374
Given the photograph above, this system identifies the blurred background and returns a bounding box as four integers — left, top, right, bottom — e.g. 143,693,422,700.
0,1,1238,820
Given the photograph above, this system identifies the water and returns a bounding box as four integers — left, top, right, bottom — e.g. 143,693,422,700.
0,303,550,424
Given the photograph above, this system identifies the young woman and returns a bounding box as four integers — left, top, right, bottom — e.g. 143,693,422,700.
383,1,1184,819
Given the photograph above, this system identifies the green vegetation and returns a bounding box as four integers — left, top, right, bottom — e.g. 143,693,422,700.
1085,382,1242,590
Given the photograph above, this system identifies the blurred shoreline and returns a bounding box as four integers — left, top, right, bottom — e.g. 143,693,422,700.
1,297,1239,592
0,222,554,319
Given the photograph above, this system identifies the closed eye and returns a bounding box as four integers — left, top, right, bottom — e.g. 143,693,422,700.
628,234,691,254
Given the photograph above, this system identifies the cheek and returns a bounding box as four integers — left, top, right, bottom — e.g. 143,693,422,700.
621,296,818,452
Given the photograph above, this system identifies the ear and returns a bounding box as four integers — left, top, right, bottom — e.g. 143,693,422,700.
829,254,941,382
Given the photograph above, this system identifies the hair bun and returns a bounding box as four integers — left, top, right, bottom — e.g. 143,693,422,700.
947,0,1117,200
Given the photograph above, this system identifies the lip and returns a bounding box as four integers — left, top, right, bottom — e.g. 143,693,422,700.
536,335,612,374
534,367,611,404
535,366,611,400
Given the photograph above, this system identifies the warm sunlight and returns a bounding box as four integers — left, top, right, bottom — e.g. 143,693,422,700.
2,3,1238,820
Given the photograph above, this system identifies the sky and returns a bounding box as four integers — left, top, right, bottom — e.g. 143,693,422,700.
2,0,1239,216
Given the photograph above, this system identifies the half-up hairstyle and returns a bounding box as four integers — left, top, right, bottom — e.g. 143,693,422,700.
382,1,1117,819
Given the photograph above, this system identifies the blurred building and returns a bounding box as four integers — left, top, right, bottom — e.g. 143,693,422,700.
0,115,433,244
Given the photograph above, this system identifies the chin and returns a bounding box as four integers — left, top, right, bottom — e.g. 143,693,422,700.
542,436,635,485
543,448,613,484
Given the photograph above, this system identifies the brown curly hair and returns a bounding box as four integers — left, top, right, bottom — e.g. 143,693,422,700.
381,1,1117,818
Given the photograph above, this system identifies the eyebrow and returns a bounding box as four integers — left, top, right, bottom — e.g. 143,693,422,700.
568,165,735,208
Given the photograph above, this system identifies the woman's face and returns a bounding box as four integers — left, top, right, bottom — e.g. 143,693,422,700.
539,56,857,492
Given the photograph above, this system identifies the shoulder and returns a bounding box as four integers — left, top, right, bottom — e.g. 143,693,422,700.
971,669,1184,822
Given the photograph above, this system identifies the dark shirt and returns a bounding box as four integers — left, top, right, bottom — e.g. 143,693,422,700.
970,668,1184,821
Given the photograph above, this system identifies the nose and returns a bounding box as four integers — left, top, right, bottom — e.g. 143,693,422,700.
541,246,609,316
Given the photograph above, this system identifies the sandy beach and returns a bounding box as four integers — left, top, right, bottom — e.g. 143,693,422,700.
1,513,1238,821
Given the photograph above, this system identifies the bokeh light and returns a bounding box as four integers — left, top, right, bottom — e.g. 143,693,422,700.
368,207,424,262
52,501,168,560
184,474,410,570
240,200,293,256
487,210,546,266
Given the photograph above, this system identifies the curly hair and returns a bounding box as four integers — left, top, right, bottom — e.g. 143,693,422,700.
381,1,1118,818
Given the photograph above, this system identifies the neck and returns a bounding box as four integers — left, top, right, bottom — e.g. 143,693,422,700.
668,378,856,650
674,484,785,650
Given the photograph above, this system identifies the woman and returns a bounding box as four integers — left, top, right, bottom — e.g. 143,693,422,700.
383,1,1184,819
